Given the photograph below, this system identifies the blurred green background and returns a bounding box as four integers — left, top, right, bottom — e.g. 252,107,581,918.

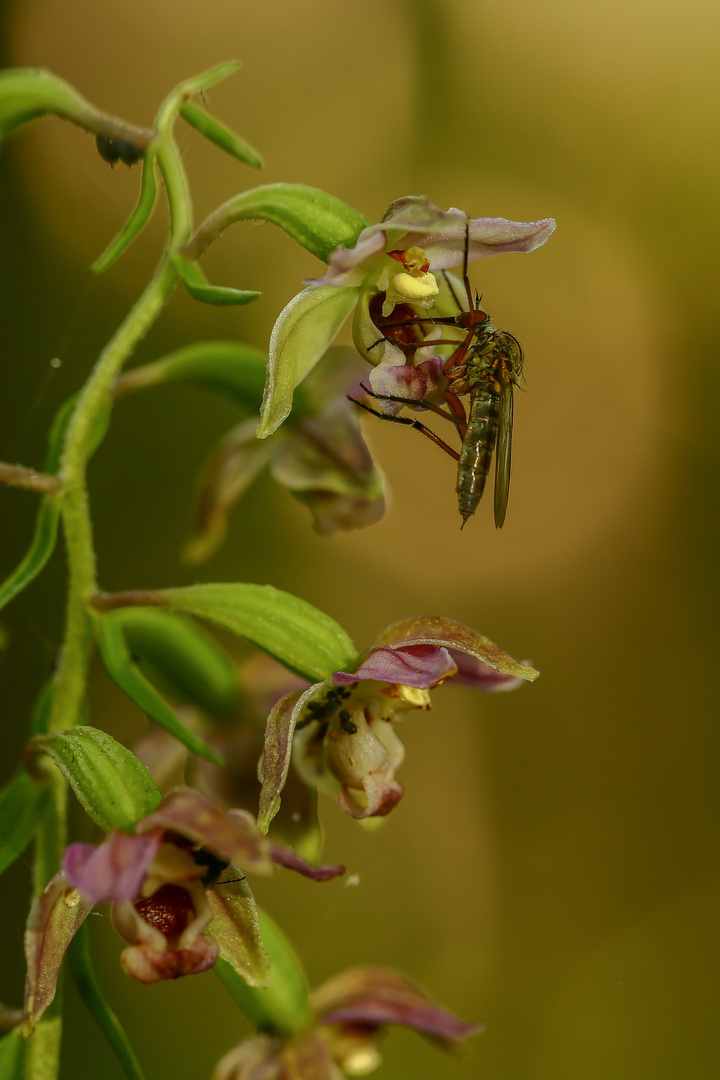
1,1,719,1078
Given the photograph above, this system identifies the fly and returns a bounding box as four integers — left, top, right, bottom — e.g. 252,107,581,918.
350,221,524,528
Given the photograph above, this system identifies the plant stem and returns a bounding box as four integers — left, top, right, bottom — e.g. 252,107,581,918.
26,79,194,1080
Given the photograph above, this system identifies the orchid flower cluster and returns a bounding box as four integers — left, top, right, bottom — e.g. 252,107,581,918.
0,64,553,1080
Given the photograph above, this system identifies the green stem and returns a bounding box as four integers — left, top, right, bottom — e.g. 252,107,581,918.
26,86,194,1080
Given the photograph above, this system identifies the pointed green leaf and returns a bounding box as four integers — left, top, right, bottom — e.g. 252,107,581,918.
28,726,161,832
0,395,111,613
0,68,98,140
156,583,357,682
179,103,262,169
0,771,51,877
174,255,260,307
184,183,369,263
116,341,268,414
91,154,158,274
93,613,223,764
112,607,239,721
0,498,61,614
258,283,359,437
180,61,241,98
0,1029,24,1080
69,923,146,1080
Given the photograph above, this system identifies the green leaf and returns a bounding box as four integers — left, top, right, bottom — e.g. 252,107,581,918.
116,341,268,414
91,154,158,274
0,68,98,140
69,922,146,1080
93,613,223,765
186,183,369,264
112,607,240,721
174,255,260,307
0,771,51,877
179,61,241,98
0,1029,24,1080
214,907,311,1035
28,726,161,832
258,283,359,437
0,498,61,614
156,583,357,682
0,394,111,613
179,103,262,169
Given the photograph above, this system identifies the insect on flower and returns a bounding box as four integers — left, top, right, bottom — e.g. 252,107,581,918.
352,221,525,529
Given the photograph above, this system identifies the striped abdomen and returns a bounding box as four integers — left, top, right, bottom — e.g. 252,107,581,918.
456,382,501,524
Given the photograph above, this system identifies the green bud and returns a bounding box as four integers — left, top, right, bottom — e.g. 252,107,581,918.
27,726,161,833
179,103,262,169
111,607,239,721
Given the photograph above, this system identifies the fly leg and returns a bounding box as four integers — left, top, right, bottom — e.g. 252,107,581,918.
347,396,460,462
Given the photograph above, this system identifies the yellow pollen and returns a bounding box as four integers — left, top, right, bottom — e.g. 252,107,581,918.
396,684,432,708
342,1046,382,1076
391,271,438,302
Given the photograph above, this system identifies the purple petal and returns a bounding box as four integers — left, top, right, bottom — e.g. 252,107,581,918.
120,936,219,983
334,645,457,688
23,872,93,1032
367,356,446,416
312,966,482,1047
304,231,386,287
373,616,539,684
380,196,555,269
321,999,482,1041
139,788,274,875
62,830,161,904
451,650,528,691
269,841,345,881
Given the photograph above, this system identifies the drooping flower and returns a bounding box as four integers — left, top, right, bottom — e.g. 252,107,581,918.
23,788,343,1032
259,195,555,438
213,964,482,1080
259,616,538,827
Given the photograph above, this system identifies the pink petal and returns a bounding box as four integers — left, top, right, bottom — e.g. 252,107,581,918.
23,872,93,1032
269,841,345,881
138,788,274,875
334,644,457,688
312,966,482,1046
120,935,219,983
372,616,539,685
304,231,386,286
62,830,162,904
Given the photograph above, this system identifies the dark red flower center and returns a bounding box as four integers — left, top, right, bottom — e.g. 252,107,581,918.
134,884,194,943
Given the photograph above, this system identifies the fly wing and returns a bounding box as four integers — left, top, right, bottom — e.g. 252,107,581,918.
493,382,514,528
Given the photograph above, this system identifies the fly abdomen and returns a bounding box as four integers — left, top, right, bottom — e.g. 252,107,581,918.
456,384,501,525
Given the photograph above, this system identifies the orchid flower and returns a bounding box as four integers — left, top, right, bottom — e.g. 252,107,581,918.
23,788,343,1032
259,616,538,827
213,964,482,1080
184,348,385,563
259,195,555,438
